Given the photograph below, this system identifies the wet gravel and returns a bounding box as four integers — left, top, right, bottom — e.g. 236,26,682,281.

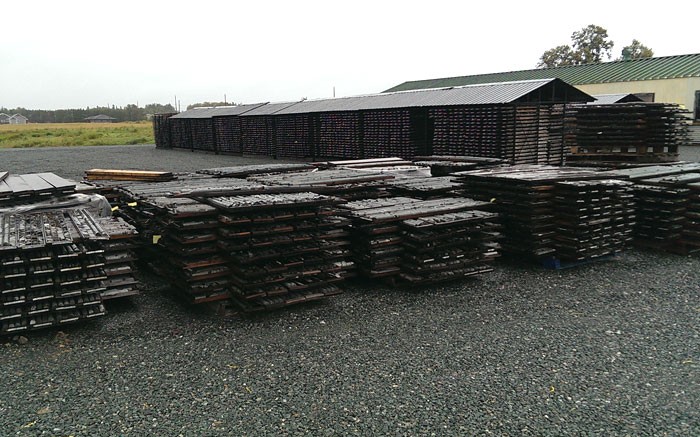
1,145,699,436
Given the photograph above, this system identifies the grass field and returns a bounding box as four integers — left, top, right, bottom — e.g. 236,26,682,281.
0,122,154,148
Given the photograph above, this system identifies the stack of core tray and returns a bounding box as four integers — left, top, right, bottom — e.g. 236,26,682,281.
0,172,76,204
112,176,266,303
400,210,500,284
603,163,700,253
197,164,315,178
318,112,362,159
633,184,689,248
388,176,462,199
362,110,415,159
249,168,395,200
454,165,605,260
412,156,505,176
567,103,690,164
340,197,492,281
96,216,140,299
0,209,107,334
205,192,352,311
552,180,636,261
428,105,566,165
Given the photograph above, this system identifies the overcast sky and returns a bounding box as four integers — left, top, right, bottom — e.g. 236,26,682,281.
2,0,697,110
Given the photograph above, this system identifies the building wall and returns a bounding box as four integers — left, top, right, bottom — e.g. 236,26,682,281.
576,77,700,115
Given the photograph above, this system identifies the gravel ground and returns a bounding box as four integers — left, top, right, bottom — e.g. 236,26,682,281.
1,145,699,436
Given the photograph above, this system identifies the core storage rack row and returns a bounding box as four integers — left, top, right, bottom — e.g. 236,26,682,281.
567,103,690,165
454,165,636,262
0,209,108,334
340,196,500,284
205,192,353,311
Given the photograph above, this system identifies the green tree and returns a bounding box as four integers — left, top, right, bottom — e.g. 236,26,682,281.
144,103,176,115
538,24,614,68
570,25,614,63
618,39,654,61
538,45,577,68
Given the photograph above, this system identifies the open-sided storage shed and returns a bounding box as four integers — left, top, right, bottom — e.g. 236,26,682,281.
211,104,267,153
157,78,591,162
168,105,264,152
271,78,592,163
168,107,224,152
238,102,302,157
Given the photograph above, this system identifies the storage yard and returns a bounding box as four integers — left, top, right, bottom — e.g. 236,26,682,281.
1,144,699,435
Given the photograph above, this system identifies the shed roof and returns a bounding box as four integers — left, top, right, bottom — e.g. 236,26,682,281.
239,101,302,116
275,78,591,115
384,53,700,92
589,93,644,105
170,103,266,119
9,114,28,120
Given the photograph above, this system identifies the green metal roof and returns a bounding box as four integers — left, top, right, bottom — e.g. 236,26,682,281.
384,53,700,93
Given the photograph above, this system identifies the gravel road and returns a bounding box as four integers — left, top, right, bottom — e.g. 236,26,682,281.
1,145,699,436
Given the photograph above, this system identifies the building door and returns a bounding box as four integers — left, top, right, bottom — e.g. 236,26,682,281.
695,90,700,121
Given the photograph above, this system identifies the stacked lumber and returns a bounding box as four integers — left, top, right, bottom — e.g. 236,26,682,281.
318,112,362,159
567,103,690,164
400,210,500,284
249,168,394,200
552,180,636,261
85,169,174,182
0,173,76,204
340,197,492,281
363,110,415,159
206,193,352,311
96,217,139,300
454,165,604,260
0,210,107,334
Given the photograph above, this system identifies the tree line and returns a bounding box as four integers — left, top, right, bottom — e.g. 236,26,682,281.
0,103,176,123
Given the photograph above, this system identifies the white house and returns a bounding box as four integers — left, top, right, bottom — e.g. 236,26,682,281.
0,113,10,124
8,114,28,124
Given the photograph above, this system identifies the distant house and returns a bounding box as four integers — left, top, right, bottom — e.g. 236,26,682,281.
84,114,117,123
0,113,10,124
8,114,28,125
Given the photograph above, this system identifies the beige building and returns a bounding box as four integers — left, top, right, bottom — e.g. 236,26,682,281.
385,53,700,122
